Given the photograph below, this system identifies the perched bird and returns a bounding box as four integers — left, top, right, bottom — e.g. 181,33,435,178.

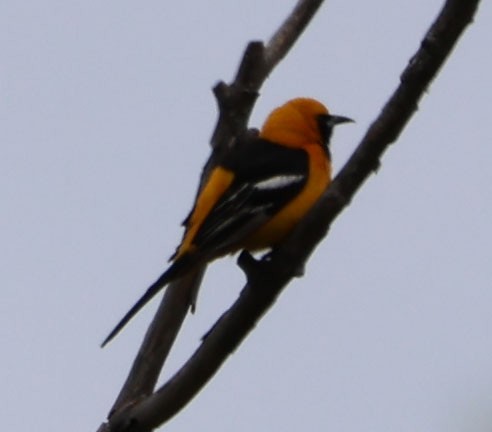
102,98,352,346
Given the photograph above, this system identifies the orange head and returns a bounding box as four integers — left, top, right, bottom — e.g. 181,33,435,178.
259,97,353,150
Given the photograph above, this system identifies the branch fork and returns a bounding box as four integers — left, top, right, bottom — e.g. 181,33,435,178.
98,0,480,430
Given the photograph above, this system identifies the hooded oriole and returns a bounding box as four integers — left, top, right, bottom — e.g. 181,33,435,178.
102,98,352,346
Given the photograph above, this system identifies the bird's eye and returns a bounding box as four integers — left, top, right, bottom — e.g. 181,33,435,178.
317,114,333,146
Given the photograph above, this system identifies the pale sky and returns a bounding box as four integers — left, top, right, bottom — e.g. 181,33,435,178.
2,1,492,431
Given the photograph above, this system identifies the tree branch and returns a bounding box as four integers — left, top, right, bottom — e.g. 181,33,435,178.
99,0,327,429
108,269,205,416
210,0,325,153
106,0,480,430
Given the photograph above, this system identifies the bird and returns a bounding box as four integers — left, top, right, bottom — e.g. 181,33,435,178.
102,97,353,346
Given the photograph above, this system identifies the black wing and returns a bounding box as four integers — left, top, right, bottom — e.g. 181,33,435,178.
191,137,309,255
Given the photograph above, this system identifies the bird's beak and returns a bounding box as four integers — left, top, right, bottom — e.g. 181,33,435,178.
327,115,355,126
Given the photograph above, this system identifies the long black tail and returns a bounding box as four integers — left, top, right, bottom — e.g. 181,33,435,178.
101,258,188,347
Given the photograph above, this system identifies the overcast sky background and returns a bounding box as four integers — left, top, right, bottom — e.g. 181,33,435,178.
2,1,492,431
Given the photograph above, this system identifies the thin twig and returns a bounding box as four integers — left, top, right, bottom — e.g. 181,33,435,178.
265,0,324,67
106,0,480,430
